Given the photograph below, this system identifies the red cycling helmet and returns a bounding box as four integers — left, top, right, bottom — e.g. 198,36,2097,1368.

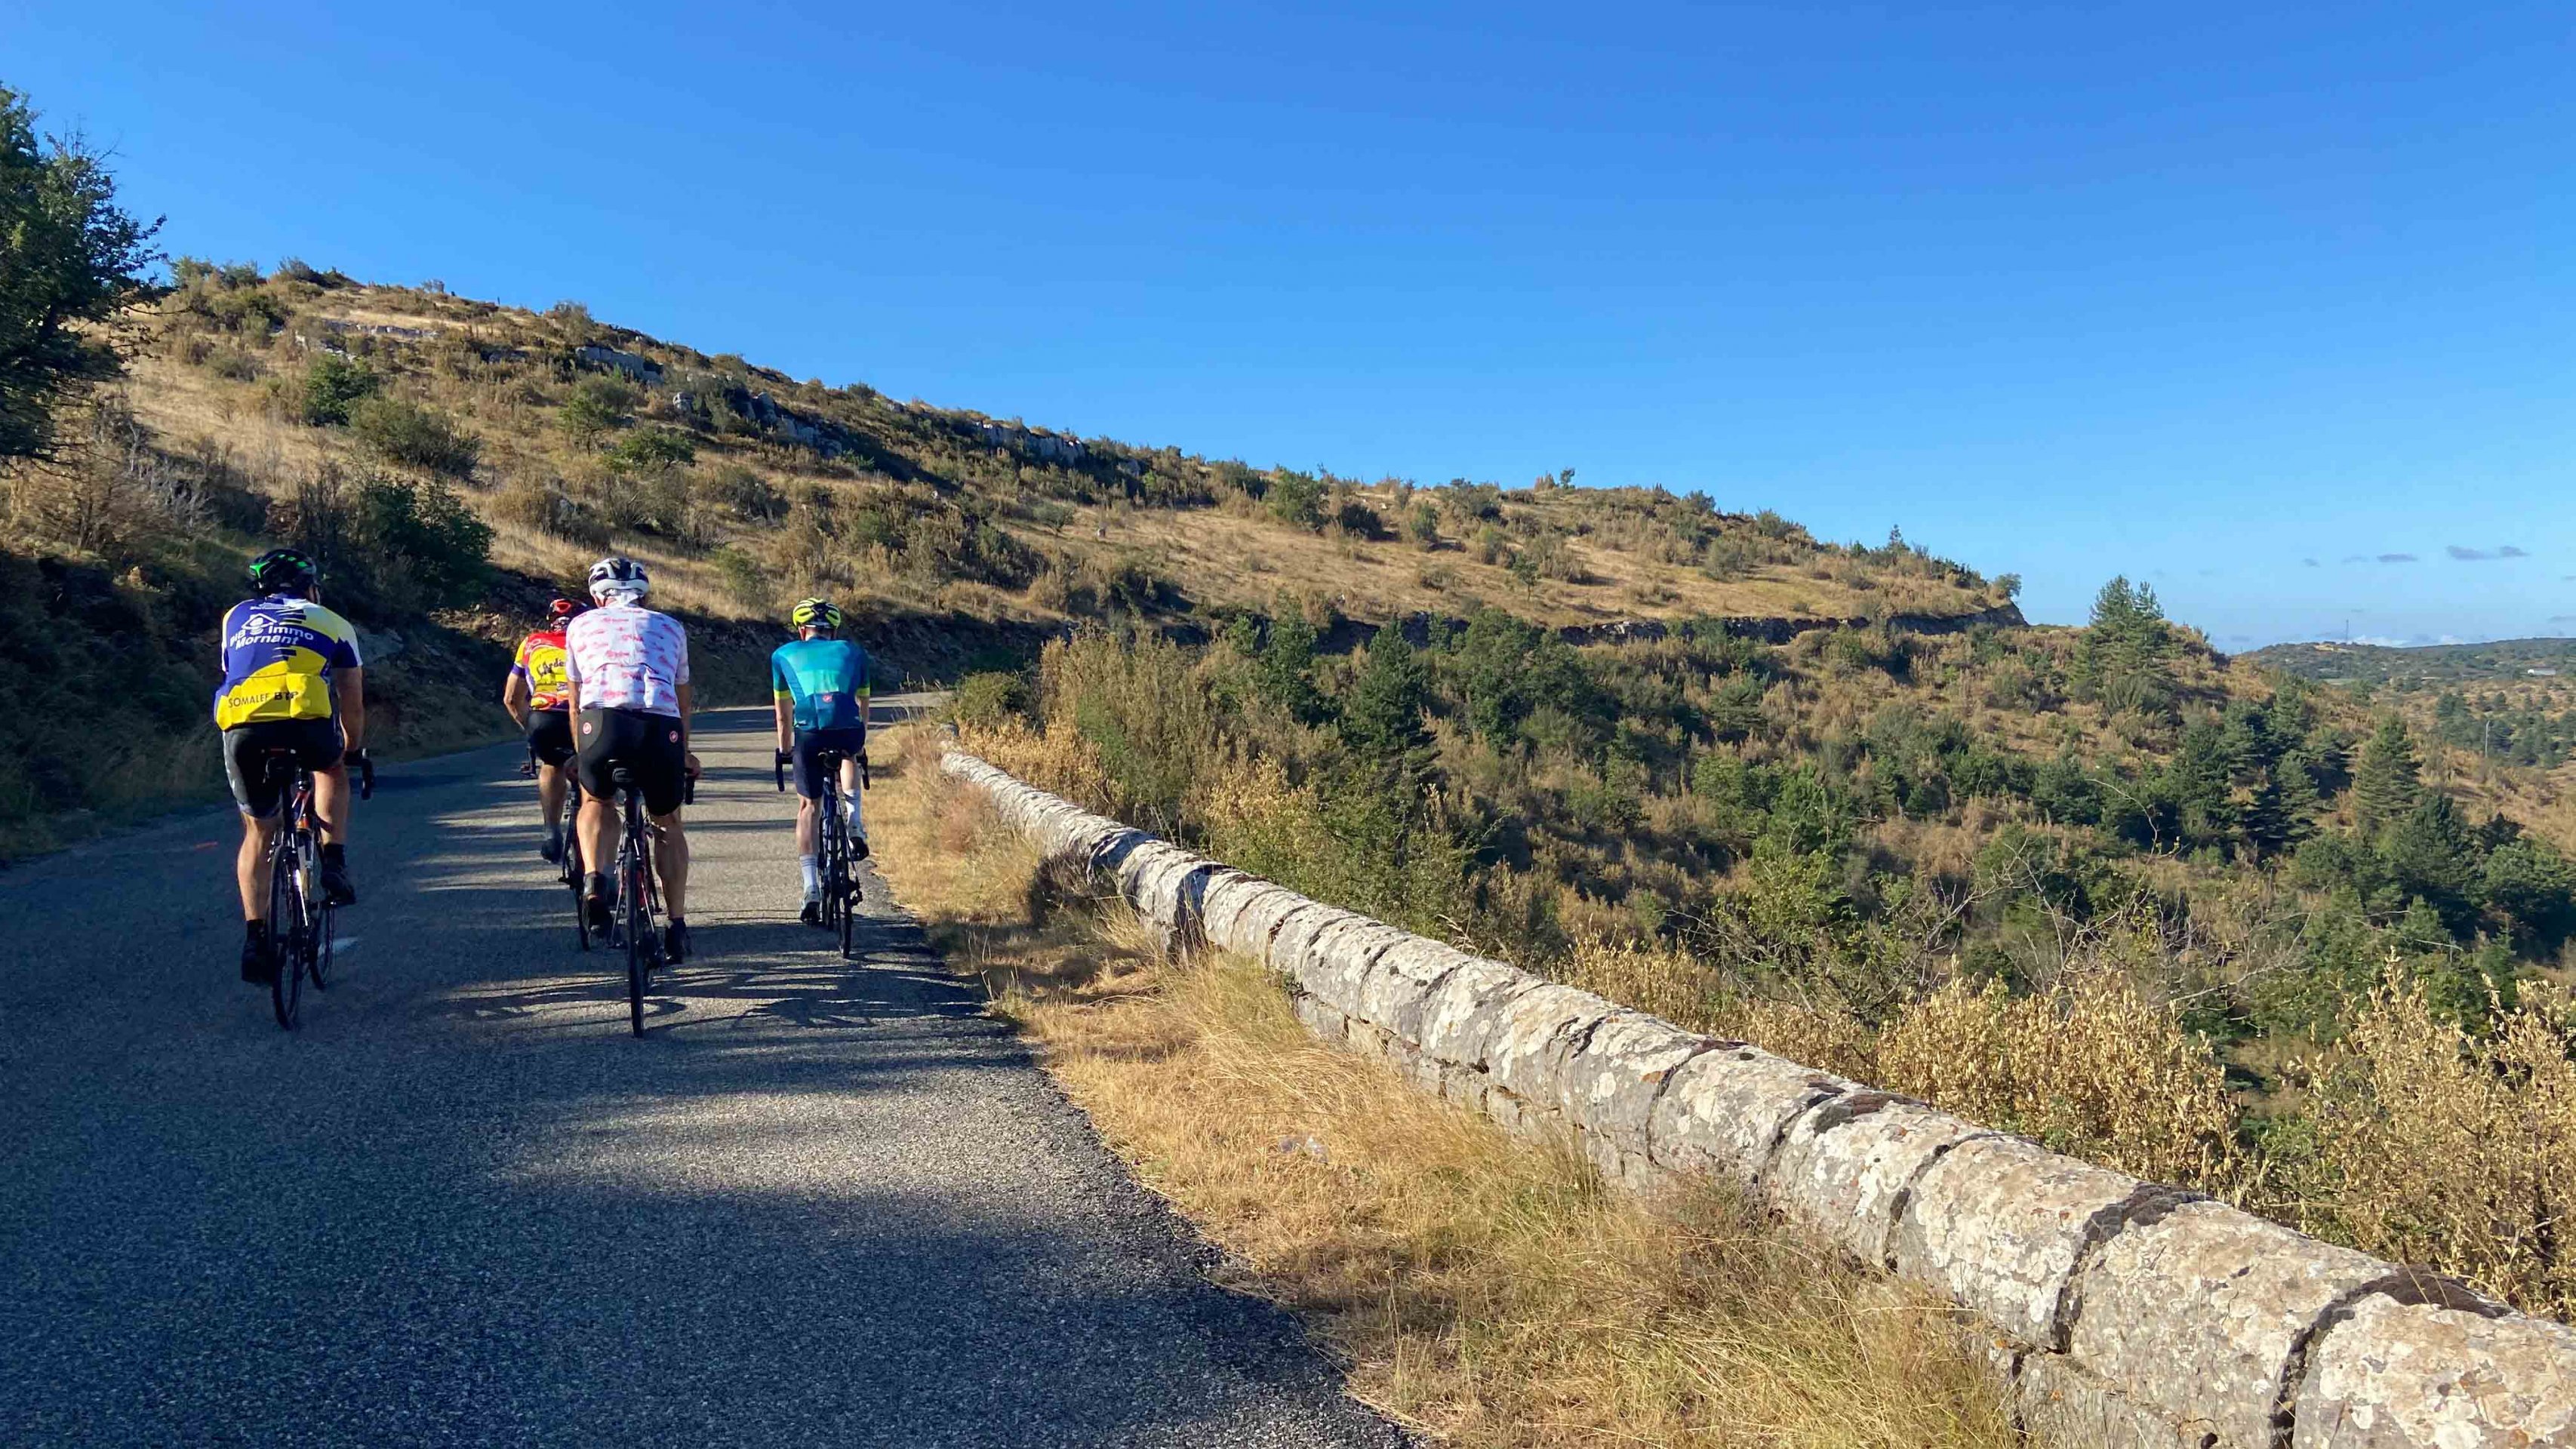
546,598,583,622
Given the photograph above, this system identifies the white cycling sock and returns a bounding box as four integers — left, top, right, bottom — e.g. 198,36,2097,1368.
799,854,820,898
845,793,865,835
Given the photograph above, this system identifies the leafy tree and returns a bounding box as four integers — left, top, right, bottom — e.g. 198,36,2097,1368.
0,85,162,459
557,376,632,448
2352,715,2425,835
300,355,380,426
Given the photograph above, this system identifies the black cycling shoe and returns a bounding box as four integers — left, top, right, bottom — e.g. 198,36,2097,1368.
584,893,611,932
240,926,277,986
540,829,564,865
319,861,357,907
663,919,690,966
851,832,871,862
799,899,822,928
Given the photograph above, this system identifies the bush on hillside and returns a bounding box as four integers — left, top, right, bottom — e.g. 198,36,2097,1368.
608,426,695,472
350,396,480,478
299,355,381,426
1266,470,1326,530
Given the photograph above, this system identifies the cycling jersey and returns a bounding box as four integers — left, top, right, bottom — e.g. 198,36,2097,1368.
771,638,871,734
511,628,572,711
565,603,689,718
212,594,364,730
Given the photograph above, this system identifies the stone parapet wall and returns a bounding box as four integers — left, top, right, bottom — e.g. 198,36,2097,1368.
942,750,2576,1447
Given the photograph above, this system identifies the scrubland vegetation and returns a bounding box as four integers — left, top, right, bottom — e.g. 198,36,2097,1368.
874,726,2018,1447
951,580,2576,1318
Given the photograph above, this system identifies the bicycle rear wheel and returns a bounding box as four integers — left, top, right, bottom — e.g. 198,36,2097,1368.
829,814,857,958
269,838,305,1030
309,898,334,990
623,837,649,1037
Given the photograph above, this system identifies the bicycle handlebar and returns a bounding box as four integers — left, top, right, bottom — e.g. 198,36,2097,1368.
775,749,790,793
354,749,375,801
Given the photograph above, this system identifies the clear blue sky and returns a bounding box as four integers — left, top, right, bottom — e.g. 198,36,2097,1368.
14,2,2571,646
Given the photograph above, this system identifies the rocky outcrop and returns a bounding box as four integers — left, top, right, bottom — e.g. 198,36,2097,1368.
942,749,2576,1449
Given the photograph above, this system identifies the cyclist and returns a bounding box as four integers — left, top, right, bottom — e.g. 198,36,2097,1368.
770,597,872,925
503,597,583,863
214,547,367,984
563,556,700,963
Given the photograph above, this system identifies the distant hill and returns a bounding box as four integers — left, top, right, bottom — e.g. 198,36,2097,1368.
2246,636,2576,685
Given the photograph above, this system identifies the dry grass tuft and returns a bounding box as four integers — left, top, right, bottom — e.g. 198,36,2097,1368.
873,728,2017,1447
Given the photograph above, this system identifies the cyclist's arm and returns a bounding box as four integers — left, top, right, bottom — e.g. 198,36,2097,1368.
774,694,794,754
338,667,368,752
676,681,697,776
502,669,531,730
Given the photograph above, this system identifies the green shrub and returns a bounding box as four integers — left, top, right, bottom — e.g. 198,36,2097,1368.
951,670,1031,730
300,355,380,426
1266,470,1326,529
348,472,492,610
708,545,768,608
607,426,695,472
349,396,479,478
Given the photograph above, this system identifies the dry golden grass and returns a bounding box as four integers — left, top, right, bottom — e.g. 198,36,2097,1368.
871,727,2017,1447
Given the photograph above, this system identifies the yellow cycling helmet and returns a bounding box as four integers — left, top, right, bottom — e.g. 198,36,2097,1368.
790,597,842,631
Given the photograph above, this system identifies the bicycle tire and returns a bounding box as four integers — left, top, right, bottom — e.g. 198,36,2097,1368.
269,834,304,1030
623,808,649,1037
829,804,857,958
310,897,334,991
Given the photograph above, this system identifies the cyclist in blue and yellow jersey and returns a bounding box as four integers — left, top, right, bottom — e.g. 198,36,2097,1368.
214,547,368,984
771,598,871,924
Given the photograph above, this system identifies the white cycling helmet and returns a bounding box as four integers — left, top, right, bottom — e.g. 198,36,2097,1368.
587,555,650,603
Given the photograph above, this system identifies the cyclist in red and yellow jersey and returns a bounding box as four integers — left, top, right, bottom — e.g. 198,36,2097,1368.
503,597,583,863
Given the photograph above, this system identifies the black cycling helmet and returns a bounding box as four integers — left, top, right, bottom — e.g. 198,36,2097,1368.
789,597,842,631
586,555,649,602
248,546,319,594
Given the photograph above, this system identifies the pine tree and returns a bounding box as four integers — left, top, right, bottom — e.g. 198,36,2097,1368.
2352,715,2425,835
2076,576,2174,715
1343,631,1433,770
1255,610,1328,725
2167,717,2236,850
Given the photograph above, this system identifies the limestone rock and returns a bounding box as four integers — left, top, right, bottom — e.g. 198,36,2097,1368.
2293,1294,2576,1448
1645,1045,1855,1189
1556,1013,1719,1158
2068,1198,2387,1449
1766,1094,1990,1267
1893,1134,2162,1352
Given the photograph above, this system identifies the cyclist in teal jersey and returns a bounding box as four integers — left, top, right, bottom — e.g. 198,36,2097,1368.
771,598,871,923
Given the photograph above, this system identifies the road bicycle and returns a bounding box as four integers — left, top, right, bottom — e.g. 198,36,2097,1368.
525,746,587,949
778,745,868,959
592,764,692,1036
259,746,372,1030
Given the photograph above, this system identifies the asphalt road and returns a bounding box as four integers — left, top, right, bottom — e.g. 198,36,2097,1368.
0,703,1402,1447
